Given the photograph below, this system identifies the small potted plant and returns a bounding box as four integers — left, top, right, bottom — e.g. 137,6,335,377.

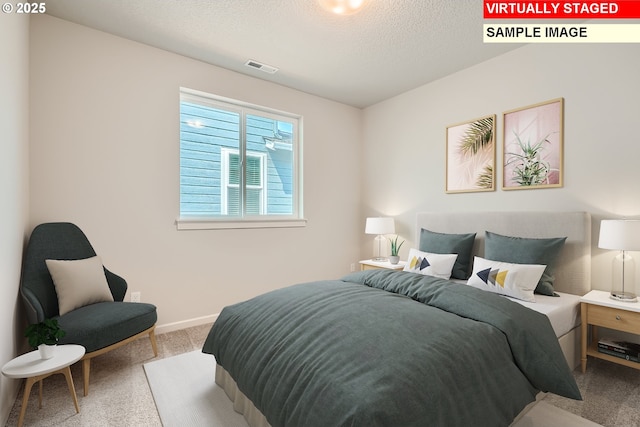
24,318,66,359
387,235,405,265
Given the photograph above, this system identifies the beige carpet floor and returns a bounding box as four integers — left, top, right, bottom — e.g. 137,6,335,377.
4,323,213,427
4,323,640,427
545,358,640,426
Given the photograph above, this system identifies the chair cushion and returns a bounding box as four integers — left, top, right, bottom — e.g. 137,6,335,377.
56,301,157,353
45,256,114,315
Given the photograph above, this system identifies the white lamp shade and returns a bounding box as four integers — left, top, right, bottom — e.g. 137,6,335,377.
365,217,395,235
599,220,640,251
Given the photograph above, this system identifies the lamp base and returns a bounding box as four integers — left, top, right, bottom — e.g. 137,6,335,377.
610,291,638,302
371,257,387,262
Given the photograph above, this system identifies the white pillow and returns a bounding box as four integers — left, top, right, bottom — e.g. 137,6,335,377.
467,256,546,302
403,248,458,279
46,256,114,315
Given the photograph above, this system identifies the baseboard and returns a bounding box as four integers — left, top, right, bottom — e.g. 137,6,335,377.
155,313,219,335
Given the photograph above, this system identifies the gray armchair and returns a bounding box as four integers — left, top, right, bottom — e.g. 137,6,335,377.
20,222,158,395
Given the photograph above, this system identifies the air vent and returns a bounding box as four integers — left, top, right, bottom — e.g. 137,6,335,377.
244,59,278,74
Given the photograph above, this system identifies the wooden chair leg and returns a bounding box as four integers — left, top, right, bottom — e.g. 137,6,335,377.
82,358,91,397
149,329,158,357
77,325,156,396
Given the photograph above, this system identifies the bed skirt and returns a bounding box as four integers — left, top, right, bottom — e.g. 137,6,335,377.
215,364,272,427
214,362,544,427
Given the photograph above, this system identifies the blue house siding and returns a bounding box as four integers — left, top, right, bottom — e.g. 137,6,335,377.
180,101,294,216
180,103,238,215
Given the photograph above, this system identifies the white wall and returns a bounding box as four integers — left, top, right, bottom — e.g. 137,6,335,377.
363,43,640,292
29,15,363,330
0,12,30,425
15,11,640,425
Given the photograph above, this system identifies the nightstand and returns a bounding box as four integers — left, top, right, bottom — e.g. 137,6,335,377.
359,259,406,271
581,290,640,373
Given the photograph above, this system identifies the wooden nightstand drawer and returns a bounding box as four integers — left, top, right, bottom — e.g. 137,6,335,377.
588,304,640,333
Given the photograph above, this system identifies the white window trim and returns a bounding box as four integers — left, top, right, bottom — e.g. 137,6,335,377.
177,87,305,230
176,217,307,230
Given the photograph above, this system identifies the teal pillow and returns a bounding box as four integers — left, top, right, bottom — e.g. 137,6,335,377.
484,231,567,296
419,229,476,280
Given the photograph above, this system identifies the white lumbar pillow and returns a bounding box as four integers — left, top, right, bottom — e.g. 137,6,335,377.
403,248,458,280
467,256,546,302
46,255,114,315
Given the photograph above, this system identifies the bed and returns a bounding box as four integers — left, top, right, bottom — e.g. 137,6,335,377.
415,211,591,371
203,211,591,427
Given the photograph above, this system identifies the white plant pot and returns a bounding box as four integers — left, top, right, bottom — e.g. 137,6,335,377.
38,344,56,360
389,255,400,265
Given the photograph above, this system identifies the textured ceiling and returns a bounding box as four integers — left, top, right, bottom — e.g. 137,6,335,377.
43,0,522,108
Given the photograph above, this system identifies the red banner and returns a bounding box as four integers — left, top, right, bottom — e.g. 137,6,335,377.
484,1,640,19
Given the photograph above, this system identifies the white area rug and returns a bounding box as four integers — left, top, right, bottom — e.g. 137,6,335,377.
513,401,601,427
144,351,248,427
146,351,601,427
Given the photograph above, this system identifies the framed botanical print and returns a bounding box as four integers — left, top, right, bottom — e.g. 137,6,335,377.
502,98,564,190
446,114,496,193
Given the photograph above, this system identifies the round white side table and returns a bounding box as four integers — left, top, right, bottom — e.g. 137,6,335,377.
2,344,85,427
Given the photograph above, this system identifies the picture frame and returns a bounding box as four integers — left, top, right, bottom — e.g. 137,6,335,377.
502,98,564,190
446,114,496,193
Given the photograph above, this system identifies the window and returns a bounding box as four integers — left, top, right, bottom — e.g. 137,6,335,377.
221,149,266,215
178,88,304,229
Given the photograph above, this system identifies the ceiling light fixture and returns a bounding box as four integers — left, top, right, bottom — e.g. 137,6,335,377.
318,0,367,15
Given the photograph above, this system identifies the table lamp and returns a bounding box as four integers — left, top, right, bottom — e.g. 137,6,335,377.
598,219,640,302
365,217,395,261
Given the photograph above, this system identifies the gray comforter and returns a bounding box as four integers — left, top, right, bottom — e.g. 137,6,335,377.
203,269,581,427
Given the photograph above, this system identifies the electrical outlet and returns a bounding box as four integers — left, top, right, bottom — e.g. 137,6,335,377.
350,263,356,272
131,291,141,303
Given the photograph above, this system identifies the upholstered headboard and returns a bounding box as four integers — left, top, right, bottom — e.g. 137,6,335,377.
415,211,591,296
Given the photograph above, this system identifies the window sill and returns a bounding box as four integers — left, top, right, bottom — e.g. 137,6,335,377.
176,217,307,230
